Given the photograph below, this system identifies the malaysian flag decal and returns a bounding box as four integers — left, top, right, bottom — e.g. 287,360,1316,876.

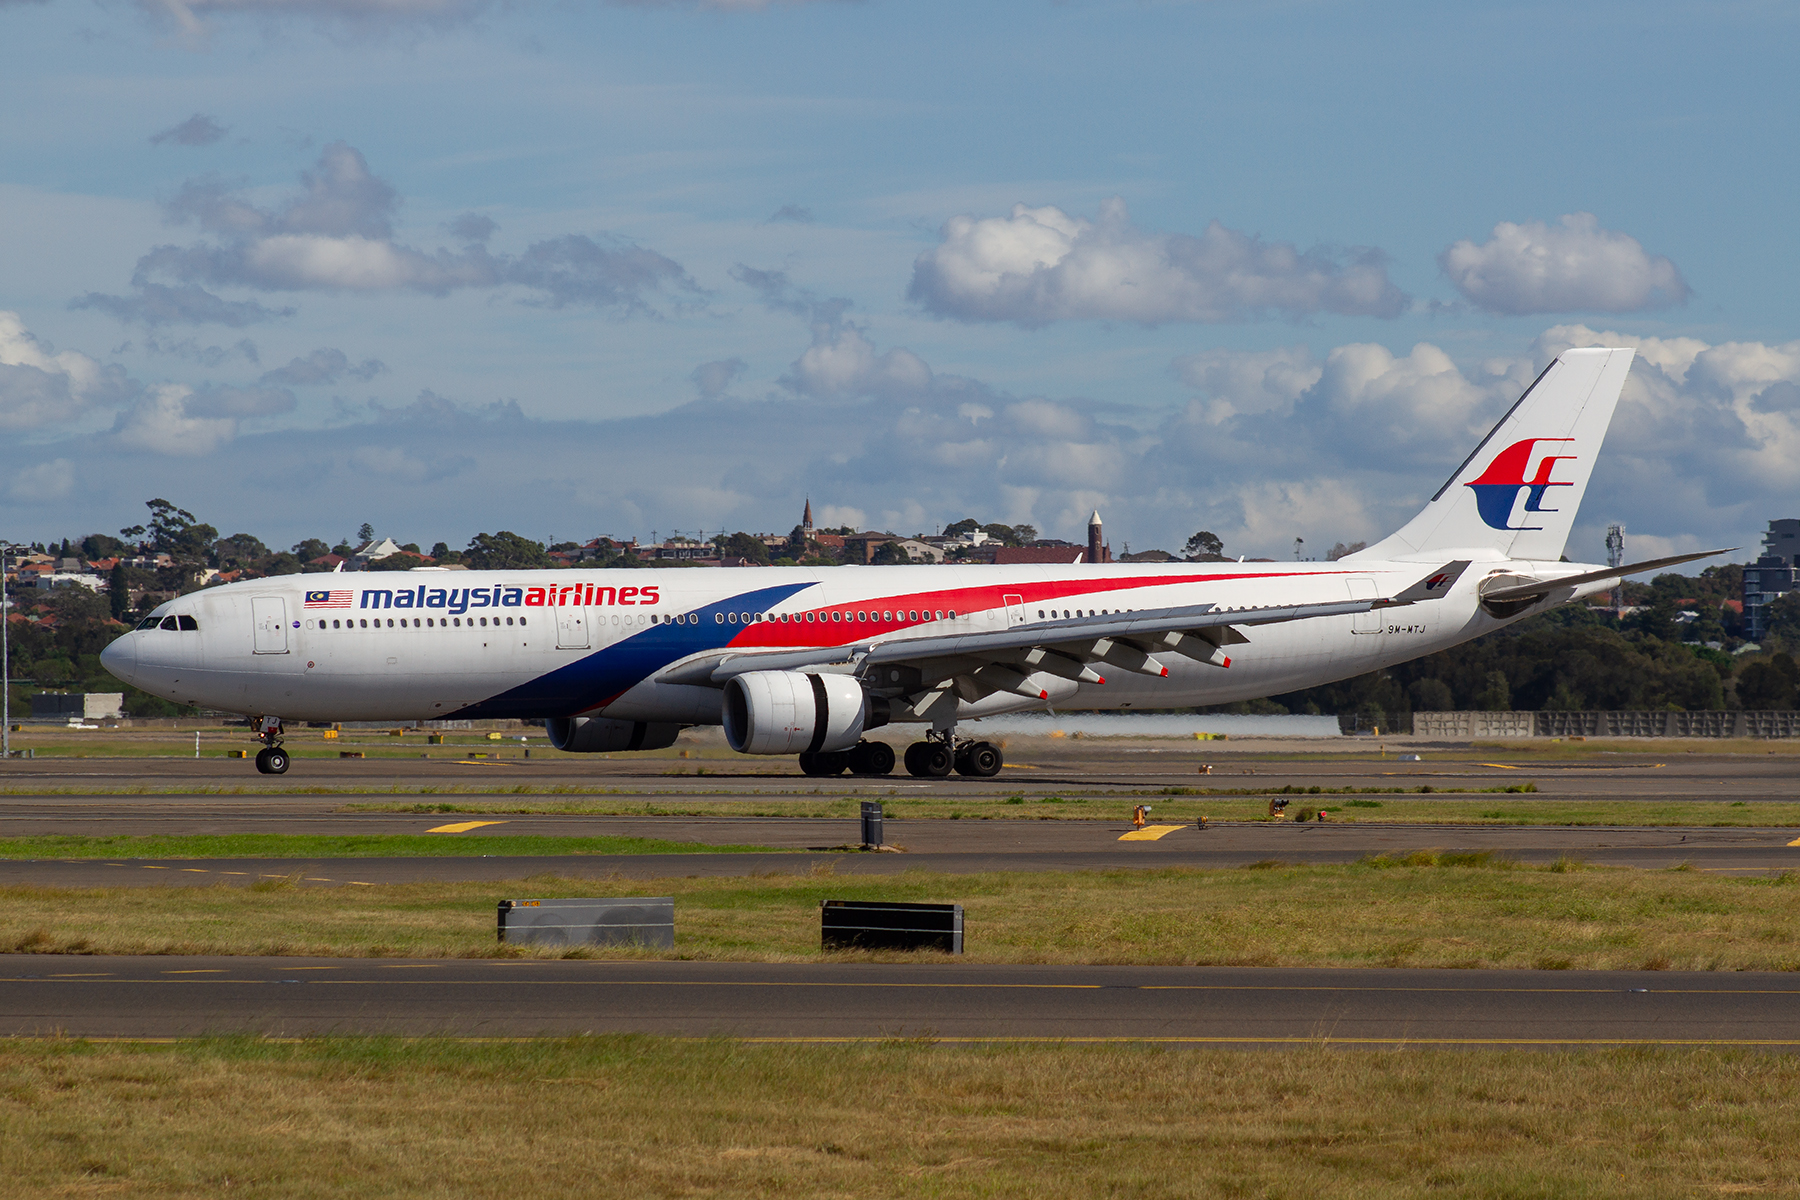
304,589,353,608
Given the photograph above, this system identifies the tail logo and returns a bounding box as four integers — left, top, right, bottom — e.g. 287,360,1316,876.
1465,438,1576,531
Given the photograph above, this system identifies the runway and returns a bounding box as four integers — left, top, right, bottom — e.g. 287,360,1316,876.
4,956,1796,1044
5,738,1800,800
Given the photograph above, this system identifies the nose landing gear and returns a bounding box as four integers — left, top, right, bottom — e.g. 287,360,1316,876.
249,716,289,775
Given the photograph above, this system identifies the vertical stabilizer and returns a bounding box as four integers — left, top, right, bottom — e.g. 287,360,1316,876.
1356,347,1634,562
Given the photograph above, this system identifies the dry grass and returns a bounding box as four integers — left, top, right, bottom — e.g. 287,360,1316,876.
4,858,1798,969
3,1037,1799,1197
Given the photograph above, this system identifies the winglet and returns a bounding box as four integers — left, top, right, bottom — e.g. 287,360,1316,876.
1381,560,1472,606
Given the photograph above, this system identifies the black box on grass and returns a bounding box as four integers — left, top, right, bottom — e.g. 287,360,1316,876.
498,897,674,948
821,899,962,953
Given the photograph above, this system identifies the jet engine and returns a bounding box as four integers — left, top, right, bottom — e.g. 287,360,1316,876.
721,670,886,755
545,715,682,753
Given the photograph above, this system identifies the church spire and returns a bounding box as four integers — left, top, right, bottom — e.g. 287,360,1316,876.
802,497,814,533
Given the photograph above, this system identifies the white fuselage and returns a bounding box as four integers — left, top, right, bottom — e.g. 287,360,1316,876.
100,557,1606,727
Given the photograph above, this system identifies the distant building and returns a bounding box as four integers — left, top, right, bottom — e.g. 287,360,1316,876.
993,546,1084,565
30,692,124,721
1744,519,1800,640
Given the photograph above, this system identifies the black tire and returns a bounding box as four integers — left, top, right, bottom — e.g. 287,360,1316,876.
818,750,854,775
848,740,896,776
957,741,1003,777
904,741,954,778
798,751,836,777
255,747,290,775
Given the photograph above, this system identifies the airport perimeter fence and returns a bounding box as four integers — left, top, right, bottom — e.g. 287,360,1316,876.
1406,710,1800,739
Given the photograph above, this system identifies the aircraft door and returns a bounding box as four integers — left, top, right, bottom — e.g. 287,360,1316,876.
252,596,289,654
1003,594,1026,626
1346,577,1382,634
556,606,590,650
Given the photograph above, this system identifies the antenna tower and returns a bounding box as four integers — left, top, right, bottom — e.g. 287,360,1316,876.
1605,523,1626,611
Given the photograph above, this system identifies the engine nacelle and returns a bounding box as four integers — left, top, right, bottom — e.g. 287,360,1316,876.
721,670,881,755
545,716,682,753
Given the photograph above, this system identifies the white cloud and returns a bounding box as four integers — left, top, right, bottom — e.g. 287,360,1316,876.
4,319,1794,568
0,311,133,430
84,143,699,322
6,458,75,504
1440,213,1690,315
908,198,1408,326
112,384,240,456
1173,345,1320,417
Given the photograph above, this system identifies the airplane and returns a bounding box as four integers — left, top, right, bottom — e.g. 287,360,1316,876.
100,347,1725,777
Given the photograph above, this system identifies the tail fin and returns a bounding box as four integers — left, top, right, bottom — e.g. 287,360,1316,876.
1357,347,1634,562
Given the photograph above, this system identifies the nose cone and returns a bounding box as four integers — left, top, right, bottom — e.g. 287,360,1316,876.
100,633,137,687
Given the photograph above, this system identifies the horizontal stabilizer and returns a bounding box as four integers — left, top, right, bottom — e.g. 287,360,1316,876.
1478,548,1735,604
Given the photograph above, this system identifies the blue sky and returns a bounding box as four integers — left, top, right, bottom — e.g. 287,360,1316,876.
2,0,1796,564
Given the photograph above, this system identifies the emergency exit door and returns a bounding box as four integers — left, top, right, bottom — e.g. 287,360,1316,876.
252,596,288,654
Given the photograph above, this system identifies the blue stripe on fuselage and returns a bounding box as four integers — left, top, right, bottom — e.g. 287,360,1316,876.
445,580,817,720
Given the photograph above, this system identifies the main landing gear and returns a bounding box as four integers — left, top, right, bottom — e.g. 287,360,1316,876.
799,739,896,777
250,716,289,775
902,732,1003,779
794,733,1003,779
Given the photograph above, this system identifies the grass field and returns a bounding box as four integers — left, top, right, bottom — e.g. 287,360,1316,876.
0,832,779,860
6,857,1798,969
350,793,1800,827
5,1037,1798,1198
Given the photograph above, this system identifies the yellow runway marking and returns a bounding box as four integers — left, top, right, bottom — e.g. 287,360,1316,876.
181,868,208,873
1002,763,1042,769
161,969,226,975
221,871,247,875
1478,763,1521,769
1788,836,1800,847
428,820,509,833
1119,825,1186,842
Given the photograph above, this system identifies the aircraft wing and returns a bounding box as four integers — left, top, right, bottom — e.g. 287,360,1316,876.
659,561,1470,700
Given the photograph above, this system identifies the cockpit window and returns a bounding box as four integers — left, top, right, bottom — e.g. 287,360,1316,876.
137,617,161,631
177,615,199,631
159,616,179,631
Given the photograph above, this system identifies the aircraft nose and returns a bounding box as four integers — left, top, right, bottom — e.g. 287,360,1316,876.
100,634,136,686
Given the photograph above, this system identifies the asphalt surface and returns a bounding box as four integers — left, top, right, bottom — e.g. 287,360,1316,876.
4,956,1795,1044
6,736,1800,800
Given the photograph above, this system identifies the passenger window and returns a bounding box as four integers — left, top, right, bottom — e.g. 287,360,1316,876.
332,620,341,629
178,615,199,631
160,616,179,631
519,617,526,627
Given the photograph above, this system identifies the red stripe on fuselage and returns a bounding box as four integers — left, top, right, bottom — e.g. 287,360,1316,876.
716,569,1349,650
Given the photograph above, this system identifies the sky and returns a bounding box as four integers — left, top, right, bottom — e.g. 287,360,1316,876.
1,0,1796,567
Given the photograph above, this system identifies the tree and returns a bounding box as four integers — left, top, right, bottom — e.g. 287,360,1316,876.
430,543,451,559
464,532,551,570
358,522,376,545
1183,531,1225,561
1764,592,1800,644
82,533,128,561
1736,656,1799,709
212,533,270,568
870,540,912,565
1326,541,1367,562
715,532,771,565
292,539,331,562
108,562,130,621
1474,670,1512,711
139,499,218,565
943,518,980,538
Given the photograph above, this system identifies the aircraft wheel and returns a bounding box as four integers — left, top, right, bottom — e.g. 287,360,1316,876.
798,751,838,777
848,740,895,776
903,741,954,778
255,747,290,775
954,741,1003,777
